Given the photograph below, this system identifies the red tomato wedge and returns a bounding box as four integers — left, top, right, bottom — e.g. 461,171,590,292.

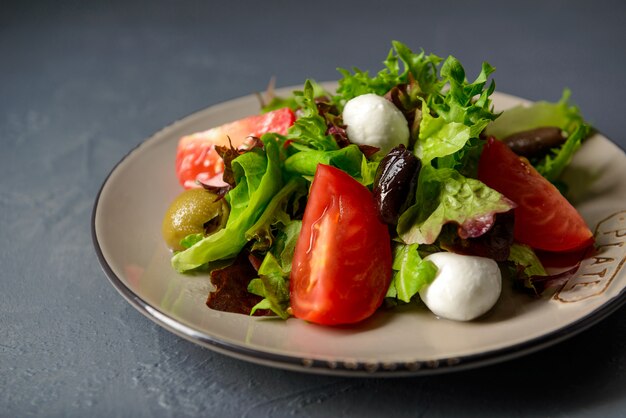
290,165,393,326
478,137,593,252
175,107,295,189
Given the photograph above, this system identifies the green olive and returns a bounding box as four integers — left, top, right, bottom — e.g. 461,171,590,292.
162,188,229,251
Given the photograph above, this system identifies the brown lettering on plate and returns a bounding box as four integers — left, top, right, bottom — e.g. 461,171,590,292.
591,256,615,266
555,211,626,303
603,229,626,238
596,241,624,250
571,280,602,289
582,268,607,279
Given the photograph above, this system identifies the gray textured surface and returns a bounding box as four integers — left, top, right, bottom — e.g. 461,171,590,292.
2,0,626,416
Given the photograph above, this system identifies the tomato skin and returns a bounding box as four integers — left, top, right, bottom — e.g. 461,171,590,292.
175,108,295,189
478,137,593,252
290,164,393,325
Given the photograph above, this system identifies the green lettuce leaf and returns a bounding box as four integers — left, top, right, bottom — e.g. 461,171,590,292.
287,80,339,151
433,58,497,127
179,233,204,249
247,220,302,318
248,253,291,319
284,144,378,185
270,220,302,273
397,165,515,245
414,99,473,164
261,79,328,113
485,89,584,138
485,90,590,181
171,137,283,272
508,243,547,277
245,177,307,252
537,122,590,182
359,157,380,187
504,243,576,296
435,136,484,178
386,243,438,302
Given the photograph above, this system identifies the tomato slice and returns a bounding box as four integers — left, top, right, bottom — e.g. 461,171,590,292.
478,137,593,252
290,164,393,325
175,107,295,189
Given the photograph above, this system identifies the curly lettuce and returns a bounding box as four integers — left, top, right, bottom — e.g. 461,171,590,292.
287,80,339,151
334,40,442,107
415,57,497,171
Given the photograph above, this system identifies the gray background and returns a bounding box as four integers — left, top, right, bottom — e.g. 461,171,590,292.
2,0,625,416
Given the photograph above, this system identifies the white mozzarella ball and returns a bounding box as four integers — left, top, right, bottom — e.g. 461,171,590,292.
342,93,409,155
419,252,502,321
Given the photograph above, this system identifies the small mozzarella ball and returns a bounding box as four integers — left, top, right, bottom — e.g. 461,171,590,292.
342,93,409,155
419,253,502,321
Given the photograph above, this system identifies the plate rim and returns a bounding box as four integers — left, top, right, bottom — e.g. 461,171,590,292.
91,88,626,377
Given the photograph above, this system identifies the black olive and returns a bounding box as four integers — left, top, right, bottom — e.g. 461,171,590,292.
373,145,422,225
503,127,565,158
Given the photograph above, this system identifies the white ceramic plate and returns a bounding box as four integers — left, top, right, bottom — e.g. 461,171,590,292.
92,85,626,376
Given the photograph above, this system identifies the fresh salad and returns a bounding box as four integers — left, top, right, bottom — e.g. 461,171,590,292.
161,41,594,326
